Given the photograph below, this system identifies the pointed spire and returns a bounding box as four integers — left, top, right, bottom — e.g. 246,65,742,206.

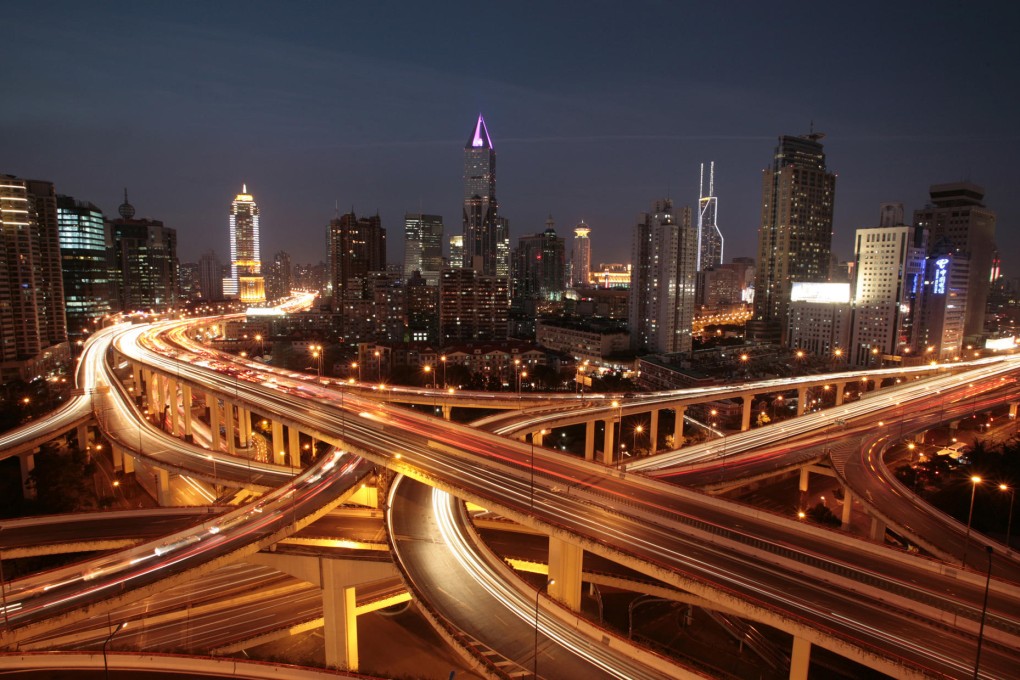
118,187,135,219
242,183,248,194
467,113,493,149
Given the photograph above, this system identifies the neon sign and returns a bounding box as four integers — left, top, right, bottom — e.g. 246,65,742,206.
933,258,948,295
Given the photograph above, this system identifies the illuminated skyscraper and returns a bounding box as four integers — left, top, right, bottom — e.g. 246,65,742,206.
571,221,592,287
57,195,115,339
327,210,386,313
110,192,178,312
752,134,836,339
224,184,265,303
697,162,722,271
462,114,500,275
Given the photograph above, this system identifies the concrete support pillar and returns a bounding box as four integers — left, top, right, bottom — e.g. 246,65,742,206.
111,444,123,469
584,420,595,461
841,488,853,530
122,452,135,474
533,430,545,447
1009,402,1018,420
322,562,359,671
236,407,250,448
272,421,285,465
674,406,685,446
210,397,222,452
76,423,90,449
602,419,616,465
132,363,142,391
547,536,583,611
19,451,36,499
158,374,170,425
870,516,886,542
154,468,171,507
168,378,180,436
182,384,193,438
799,466,810,494
288,426,301,462
834,381,846,406
740,396,752,432
224,402,237,455
796,386,807,416
789,637,811,680
442,405,452,420
649,409,659,453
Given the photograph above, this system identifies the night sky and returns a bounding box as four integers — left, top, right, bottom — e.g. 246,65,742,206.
4,2,1018,275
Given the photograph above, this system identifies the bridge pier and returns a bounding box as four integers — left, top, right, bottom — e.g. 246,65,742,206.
182,384,193,440
870,516,886,542
19,450,36,499
224,403,237,455
602,417,616,464
584,420,595,461
288,426,300,463
548,536,583,610
649,409,659,453
442,404,452,420
796,386,807,416
834,381,846,406
790,637,811,680
76,423,91,450
533,430,545,447
1010,402,1018,420
841,487,853,530
154,468,171,506
168,378,180,436
271,421,285,465
122,450,135,475
209,397,223,452
740,396,752,432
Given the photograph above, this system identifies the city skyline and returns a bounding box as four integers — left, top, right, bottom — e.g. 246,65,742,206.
3,3,1018,276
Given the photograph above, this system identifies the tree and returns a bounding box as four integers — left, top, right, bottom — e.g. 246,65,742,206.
756,411,771,427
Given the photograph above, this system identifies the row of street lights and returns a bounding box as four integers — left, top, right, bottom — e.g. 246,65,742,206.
963,476,1015,567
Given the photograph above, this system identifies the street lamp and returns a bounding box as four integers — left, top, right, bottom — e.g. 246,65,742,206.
351,361,360,382
974,546,994,680
103,620,127,680
422,364,433,388
310,344,323,378
534,578,555,680
440,355,447,388
1000,483,1015,548
373,350,381,380
633,425,643,456
963,475,982,568
514,359,522,395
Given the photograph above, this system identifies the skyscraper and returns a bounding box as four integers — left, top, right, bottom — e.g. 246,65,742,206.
439,268,509,343
110,192,178,312
512,217,566,303
462,114,500,275
753,134,836,338
265,250,292,302
628,199,697,354
848,205,928,366
57,195,115,338
697,162,723,271
913,182,996,339
1,175,68,379
224,185,265,304
916,238,968,361
571,221,592,287
327,210,386,313
448,234,464,269
403,213,444,284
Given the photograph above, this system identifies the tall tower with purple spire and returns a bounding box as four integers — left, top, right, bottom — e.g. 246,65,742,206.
462,114,500,275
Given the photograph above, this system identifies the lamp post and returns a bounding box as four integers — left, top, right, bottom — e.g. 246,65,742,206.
963,475,982,568
0,527,8,626
374,350,381,381
351,361,360,383
422,364,433,389
973,546,994,680
514,359,522,395
534,578,555,680
440,355,447,388
1000,484,1015,548
310,345,323,379
103,620,127,680
633,425,643,456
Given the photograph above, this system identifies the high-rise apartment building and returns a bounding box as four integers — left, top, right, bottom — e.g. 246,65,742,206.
786,282,852,358
628,199,697,354
110,193,178,312
697,162,723,271
1,175,68,379
913,182,996,339
439,268,509,344
198,250,224,301
571,221,592,287
57,195,115,339
404,213,444,285
327,211,386,313
265,250,292,302
462,114,500,275
752,134,836,337
224,185,265,304
848,206,928,366
406,270,439,342
448,235,464,269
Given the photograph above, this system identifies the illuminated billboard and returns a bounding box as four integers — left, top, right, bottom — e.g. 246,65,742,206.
984,337,1016,351
790,282,850,304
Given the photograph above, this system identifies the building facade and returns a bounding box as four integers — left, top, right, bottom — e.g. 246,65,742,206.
327,211,386,312
198,250,224,301
848,210,928,367
697,162,723,272
785,282,852,359
512,218,566,303
752,134,836,337
439,268,509,344
462,114,501,275
570,221,592,288
628,199,697,354
916,240,969,361
404,213,444,285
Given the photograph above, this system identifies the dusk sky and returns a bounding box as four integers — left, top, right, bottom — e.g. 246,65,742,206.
4,1,1018,275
